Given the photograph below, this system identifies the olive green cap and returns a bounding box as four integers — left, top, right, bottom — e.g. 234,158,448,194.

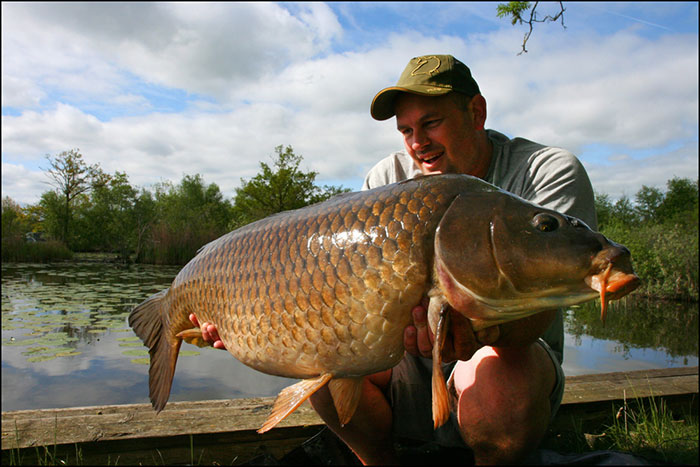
370,54,481,121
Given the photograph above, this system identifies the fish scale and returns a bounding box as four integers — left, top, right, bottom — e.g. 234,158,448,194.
172,178,444,375
129,173,640,433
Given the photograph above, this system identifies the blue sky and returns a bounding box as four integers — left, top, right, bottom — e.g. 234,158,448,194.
2,2,698,205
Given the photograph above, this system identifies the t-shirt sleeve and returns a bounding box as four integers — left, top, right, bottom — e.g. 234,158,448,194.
524,148,598,230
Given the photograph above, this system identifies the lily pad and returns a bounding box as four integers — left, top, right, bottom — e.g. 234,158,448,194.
27,354,59,363
117,336,141,342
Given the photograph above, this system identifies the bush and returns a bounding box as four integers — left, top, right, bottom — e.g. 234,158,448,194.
602,222,698,301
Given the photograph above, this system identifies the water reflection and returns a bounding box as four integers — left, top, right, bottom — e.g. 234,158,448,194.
562,297,698,375
2,262,698,411
565,298,698,358
1,261,297,412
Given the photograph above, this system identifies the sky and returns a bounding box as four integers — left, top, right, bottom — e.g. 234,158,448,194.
2,2,698,207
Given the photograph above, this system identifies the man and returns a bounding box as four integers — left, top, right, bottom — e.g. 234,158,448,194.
193,54,597,464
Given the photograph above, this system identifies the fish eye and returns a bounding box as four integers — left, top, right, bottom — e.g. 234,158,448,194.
532,213,559,232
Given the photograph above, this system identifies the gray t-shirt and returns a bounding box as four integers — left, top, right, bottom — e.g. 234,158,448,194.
361,129,598,363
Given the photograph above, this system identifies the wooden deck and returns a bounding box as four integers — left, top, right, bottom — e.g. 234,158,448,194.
2,366,697,465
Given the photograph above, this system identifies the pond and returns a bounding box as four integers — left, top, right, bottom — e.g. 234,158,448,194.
2,261,698,412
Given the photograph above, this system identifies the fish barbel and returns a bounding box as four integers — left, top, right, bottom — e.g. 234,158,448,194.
129,174,639,432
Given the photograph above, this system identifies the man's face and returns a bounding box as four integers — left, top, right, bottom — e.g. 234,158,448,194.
394,92,489,177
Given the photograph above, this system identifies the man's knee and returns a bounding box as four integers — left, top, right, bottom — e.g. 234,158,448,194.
451,343,556,463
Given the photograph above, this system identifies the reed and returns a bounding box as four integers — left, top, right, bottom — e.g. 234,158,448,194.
1,238,73,263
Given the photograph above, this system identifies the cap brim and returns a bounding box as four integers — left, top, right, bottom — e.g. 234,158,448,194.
370,85,452,121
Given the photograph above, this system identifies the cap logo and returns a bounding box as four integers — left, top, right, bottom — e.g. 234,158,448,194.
410,56,441,77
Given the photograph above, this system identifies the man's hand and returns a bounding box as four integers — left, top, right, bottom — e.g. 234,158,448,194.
403,298,500,363
189,313,227,350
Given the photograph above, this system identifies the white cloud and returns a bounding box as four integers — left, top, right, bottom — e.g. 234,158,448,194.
1,3,343,108
473,30,699,154
1,3,698,208
1,162,51,205
584,142,699,200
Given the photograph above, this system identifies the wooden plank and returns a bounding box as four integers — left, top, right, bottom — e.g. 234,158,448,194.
2,425,326,465
562,366,698,405
550,366,698,435
2,398,323,450
563,366,697,382
2,366,697,463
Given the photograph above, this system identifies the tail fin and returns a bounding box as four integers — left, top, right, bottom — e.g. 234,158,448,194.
128,289,181,412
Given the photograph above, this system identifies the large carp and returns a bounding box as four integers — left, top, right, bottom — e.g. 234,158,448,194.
129,174,639,432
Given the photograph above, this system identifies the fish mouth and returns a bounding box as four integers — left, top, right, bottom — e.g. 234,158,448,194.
584,265,640,323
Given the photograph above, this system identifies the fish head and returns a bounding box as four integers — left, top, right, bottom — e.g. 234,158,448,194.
434,191,640,328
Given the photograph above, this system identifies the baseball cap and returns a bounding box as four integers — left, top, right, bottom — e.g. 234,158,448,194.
370,54,481,121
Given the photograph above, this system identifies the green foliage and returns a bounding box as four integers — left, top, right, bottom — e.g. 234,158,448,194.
71,172,139,259
140,174,233,265
657,177,698,227
496,1,532,25
231,145,350,229
634,185,663,223
37,191,65,242
2,197,30,240
595,178,699,301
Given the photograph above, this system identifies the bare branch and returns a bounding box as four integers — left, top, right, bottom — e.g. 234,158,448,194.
497,1,567,55
518,2,566,55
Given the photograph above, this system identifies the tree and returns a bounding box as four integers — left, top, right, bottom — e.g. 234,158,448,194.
594,191,614,229
145,174,233,264
612,195,638,226
76,171,139,258
1,197,29,240
156,174,232,235
231,145,349,228
43,149,108,244
38,190,65,242
634,185,664,223
657,177,698,227
132,189,157,262
497,1,566,54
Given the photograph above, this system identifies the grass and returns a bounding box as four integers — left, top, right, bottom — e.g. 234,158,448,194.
604,392,698,464
544,392,698,464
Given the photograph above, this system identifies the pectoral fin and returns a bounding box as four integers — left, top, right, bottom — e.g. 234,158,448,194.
431,303,451,429
175,328,210,348
258,373,333,433
328,377,364,426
